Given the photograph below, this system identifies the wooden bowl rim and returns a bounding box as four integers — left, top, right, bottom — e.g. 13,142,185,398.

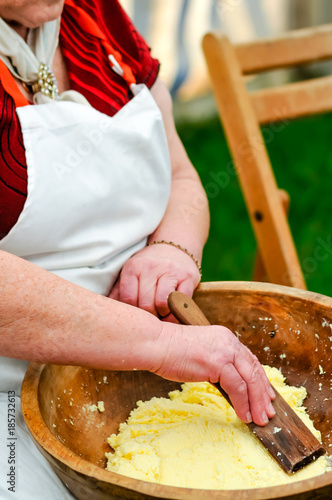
195,281,332,307
21,281,332,499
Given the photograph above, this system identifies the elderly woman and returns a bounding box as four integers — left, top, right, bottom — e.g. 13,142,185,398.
0,0,275,497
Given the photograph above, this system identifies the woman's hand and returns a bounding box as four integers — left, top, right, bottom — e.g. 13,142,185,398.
109,243,201,320
155,322,276,426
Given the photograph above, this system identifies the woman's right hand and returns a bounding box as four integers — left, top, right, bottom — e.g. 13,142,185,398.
155,322,276,427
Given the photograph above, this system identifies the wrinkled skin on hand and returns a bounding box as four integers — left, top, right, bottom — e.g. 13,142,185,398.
154,322,276,427
109,244,201,321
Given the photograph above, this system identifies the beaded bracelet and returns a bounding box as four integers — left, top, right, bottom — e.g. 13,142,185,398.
146,240,202,277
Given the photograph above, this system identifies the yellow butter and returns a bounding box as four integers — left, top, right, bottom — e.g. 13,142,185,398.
106,366,328,489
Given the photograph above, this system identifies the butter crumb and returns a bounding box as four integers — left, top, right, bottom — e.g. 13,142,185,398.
97,401,105,412
88,401,105,413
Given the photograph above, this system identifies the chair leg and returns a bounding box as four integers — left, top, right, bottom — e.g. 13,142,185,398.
253,189,290,283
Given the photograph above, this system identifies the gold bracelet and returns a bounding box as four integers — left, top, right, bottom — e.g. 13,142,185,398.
146,240,202,277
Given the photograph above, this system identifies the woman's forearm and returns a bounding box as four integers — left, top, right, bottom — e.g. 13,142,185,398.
148,168,209,262
150,78,209,262
0,250,163,371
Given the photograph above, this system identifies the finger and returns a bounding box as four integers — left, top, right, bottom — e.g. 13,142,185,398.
269,385,276,400
218,362,251,423
242,344,275,400
118,274,139,307
137,274,158,316
155,276,179,317
247,355,276,408
240,358,275,423
109,279,120,300
235,353,275,425
155,277,196,317
161,313,179,323
176,278,196,297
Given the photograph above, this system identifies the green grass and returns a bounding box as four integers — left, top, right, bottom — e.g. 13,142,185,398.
177,112,332,297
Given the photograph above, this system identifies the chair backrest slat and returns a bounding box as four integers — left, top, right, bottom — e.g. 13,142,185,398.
236,23,332,75
251,75,332,124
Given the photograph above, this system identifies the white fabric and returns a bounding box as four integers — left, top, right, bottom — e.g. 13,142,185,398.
0,17,89,104
0,86,171,294
0,83,171,497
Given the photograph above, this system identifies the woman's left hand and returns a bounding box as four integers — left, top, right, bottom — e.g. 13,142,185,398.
109,244,201,321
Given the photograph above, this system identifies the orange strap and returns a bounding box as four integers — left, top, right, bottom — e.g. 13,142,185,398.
65,0,136,87
0,59,30,107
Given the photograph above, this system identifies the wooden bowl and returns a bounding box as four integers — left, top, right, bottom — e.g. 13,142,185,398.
21,281,332,500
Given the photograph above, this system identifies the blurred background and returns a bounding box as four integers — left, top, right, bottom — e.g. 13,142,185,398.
122,0,332,297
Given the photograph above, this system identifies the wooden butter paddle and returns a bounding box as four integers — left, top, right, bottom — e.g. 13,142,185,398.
168,291,325,473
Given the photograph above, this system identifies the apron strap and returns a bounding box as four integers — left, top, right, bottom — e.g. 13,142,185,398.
65,0,137,89
0,59,30,108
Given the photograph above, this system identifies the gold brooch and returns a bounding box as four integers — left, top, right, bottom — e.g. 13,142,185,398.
31,62,59,100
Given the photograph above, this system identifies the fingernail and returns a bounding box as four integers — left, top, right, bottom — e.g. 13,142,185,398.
268,403,276,416
246,412,252,423
269,387,276,399
262,411,268,424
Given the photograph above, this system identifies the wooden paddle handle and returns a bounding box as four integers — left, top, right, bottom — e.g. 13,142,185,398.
168,291,232,405
168,291,210,326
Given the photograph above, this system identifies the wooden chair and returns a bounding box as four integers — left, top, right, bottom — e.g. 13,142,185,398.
202,24,332,289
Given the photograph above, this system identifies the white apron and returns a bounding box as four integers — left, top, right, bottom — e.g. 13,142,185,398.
0,81,171,497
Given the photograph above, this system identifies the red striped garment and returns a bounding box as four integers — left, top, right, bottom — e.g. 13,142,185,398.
0,0,159,239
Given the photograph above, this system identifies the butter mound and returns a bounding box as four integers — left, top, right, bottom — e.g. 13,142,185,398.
106,366,328,489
